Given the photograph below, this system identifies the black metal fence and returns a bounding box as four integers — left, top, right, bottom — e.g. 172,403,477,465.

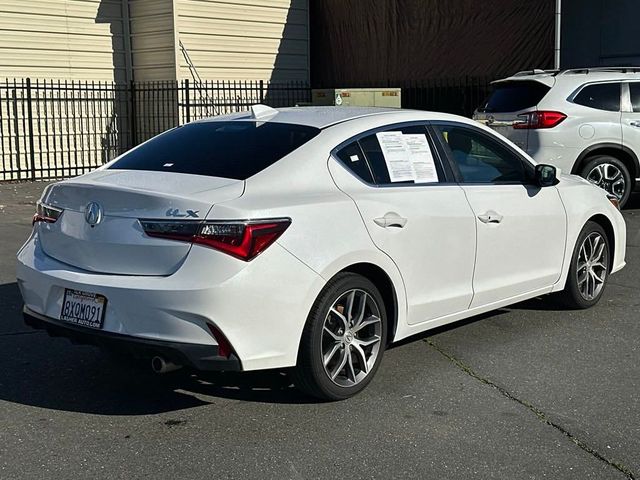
0,79,312,181
402,76,493,117
0,77,491,181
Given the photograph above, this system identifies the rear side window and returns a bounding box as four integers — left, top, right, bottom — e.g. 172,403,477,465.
335,142,374,183
109,121,320,180
573,83,621,112
630,83,640,113
480,81,551,113
359,124,442,185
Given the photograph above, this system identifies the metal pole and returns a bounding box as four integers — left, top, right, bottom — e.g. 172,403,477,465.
185,79,191,123
25,78,36,180
130,80,137,146
555,0,562,69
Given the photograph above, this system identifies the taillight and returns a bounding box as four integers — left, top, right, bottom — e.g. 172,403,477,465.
513,111,567,129
140,218,291,261
32,201,63,225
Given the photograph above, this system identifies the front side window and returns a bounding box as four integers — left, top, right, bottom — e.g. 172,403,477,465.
573,83,621,112
630,83,640,113
109,121,320,180
434,124,532,184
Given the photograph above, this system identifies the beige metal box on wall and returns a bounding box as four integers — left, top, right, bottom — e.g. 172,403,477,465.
311,88,401,108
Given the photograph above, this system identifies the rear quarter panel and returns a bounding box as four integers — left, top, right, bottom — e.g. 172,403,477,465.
207,134,409,343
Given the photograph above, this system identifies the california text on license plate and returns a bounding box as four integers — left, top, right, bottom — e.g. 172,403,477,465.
59,289,107,329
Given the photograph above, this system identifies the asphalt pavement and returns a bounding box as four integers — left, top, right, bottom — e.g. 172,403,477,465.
0,181,638,479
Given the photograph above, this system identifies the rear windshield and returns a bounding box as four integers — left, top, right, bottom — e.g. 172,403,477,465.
109,121,320,180
479,81,551,113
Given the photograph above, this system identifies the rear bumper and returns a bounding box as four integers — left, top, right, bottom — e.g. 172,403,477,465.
23,307,242,371
16,232,325,371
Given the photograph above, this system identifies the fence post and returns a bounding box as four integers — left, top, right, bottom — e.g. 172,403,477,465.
129,80,137,146
259,80,264,104
184,79,191,123
25,78,36,180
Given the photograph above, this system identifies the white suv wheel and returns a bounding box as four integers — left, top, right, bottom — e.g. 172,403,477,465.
581,155,632,207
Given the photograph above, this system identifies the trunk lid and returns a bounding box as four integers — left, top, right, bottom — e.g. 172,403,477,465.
473,78,554,152
38,170,244,275
473,111,531,151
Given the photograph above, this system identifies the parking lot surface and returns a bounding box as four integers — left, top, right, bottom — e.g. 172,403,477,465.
0,181,638,479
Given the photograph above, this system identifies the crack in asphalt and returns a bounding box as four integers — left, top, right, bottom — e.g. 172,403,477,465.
0,330,41,337
425,338,636,480
608,281,640,292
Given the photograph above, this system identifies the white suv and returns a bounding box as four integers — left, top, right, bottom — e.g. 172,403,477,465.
474,67,640,207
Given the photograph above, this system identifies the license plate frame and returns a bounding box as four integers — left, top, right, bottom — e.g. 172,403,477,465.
59,289,107,330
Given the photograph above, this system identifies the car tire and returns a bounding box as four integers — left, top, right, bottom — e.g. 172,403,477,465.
580,155,632,208
293,272,387,401
558,221,610,309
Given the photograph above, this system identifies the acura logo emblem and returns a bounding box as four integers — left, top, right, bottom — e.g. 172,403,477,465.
85,202,103,226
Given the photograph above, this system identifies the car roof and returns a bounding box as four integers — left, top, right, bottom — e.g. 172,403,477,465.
494,67,640,88
194,106,473,129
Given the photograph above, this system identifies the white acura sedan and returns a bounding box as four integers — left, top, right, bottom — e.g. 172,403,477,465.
17,106,626,400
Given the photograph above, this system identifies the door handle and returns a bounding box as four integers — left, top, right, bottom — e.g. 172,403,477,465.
477,211,503,224
630,121,640,128
374,212,407,228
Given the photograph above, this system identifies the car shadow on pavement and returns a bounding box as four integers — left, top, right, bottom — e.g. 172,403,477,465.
0,282,315,414
0,279,591,415
626,191,640,210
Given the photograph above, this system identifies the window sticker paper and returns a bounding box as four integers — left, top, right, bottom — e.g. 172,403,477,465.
402,134,439,183
376,131,415,182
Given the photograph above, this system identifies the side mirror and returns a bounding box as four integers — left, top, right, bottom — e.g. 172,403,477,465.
535,164,557,187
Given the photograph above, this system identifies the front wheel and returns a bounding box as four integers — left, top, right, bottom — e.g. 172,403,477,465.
558,221,610,309
293,273,387,400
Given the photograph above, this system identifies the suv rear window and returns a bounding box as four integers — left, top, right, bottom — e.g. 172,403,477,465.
109,121,320,180
479,81,551,113
573,83,621,111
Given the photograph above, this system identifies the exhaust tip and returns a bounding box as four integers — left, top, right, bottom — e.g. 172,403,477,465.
151,356,182,374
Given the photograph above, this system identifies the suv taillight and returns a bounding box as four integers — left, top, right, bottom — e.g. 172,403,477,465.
513,111,567,129
32,201,63,225
140,218,291,261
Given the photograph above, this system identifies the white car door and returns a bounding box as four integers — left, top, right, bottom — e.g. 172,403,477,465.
328,123,477,325
622,82,640,182
431,122,567,308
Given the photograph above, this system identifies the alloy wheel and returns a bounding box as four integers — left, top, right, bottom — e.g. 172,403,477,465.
321,289,383,387
586,163,626,200
576,232,608,301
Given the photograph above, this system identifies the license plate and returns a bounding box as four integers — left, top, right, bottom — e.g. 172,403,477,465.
59,289,107,329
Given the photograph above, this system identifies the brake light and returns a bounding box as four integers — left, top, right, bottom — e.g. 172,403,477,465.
32,201,63,225
513,111,567,129
140,218,291,261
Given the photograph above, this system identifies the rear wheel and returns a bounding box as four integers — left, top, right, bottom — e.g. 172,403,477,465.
580,155,632,207
293,273,387,400
558,221,610,309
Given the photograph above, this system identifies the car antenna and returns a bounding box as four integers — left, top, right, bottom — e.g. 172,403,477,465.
250,104,278,120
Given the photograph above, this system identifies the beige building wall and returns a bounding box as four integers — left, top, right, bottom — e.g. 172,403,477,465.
175,0,309,82
0,0,310,83
0,0,310,180
128,0,176,81
0,0,128,81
